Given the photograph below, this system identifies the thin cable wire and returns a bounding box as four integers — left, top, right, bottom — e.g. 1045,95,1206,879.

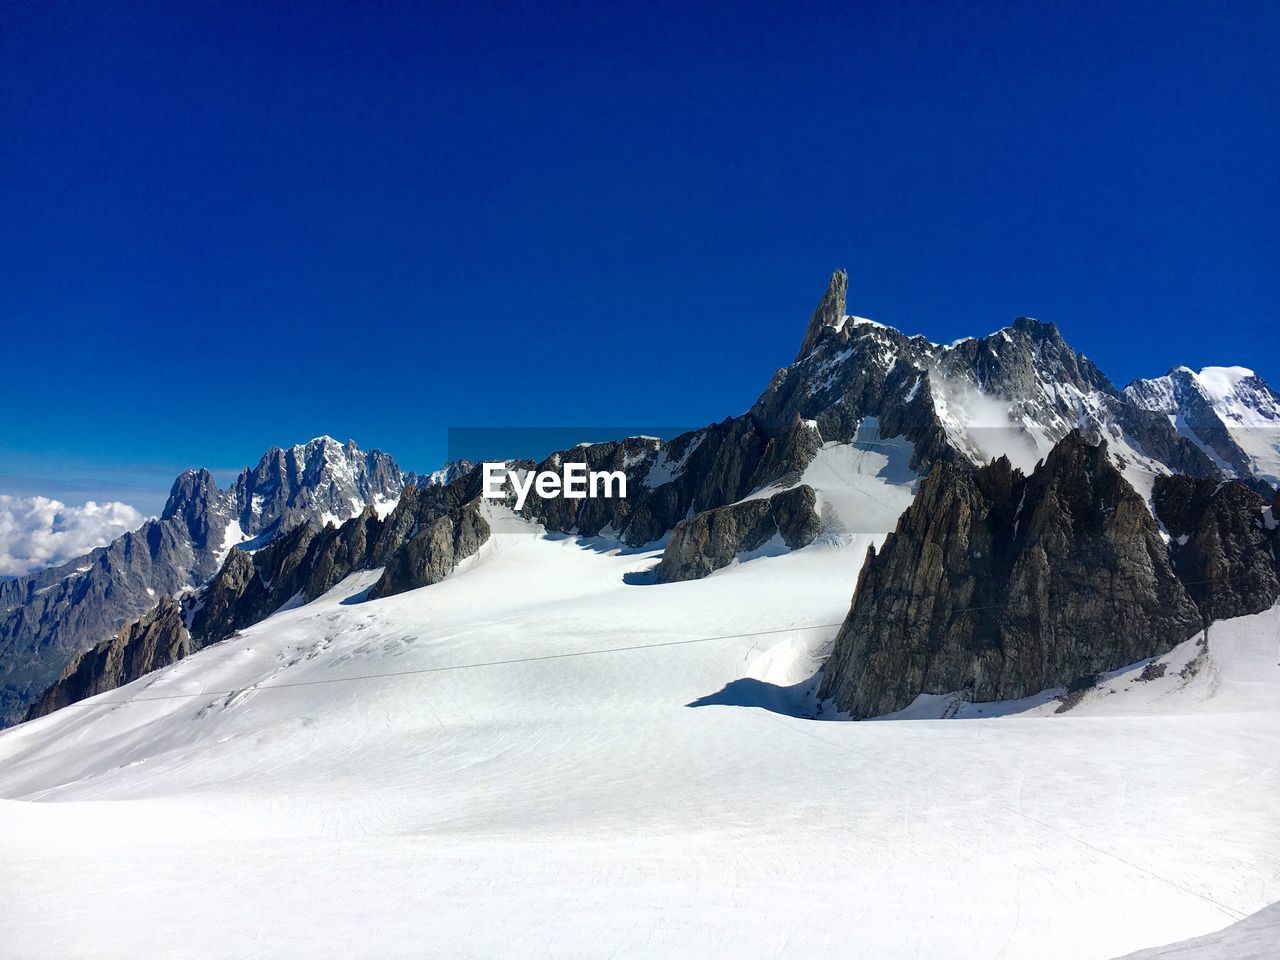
32,569,1276,715
42,621,850,711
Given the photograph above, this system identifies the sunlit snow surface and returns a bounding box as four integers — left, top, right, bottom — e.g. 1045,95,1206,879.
2,495,1279,958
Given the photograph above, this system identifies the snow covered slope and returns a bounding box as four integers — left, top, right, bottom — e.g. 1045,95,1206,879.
1115,902,1280,959
2,498,1277,960
0,436,403,726
1126,366,1280,490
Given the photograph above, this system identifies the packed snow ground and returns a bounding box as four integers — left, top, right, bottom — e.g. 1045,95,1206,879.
2,493,1279,958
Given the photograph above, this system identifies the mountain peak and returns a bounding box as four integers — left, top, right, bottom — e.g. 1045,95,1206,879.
1010,316,1063,342
160,467,219,521
795,269,848,361
1125,364,1280,492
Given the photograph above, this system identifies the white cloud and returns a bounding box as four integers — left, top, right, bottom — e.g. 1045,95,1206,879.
0,495,144,579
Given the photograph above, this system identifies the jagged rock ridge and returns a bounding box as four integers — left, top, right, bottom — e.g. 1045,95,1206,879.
0,437,401,725
655,485,821,582
1153,474,1280,623
819,432,1206,719
27,472,489,719
28,597,190,718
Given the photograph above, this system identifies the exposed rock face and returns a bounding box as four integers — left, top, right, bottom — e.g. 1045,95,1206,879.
370,500,489,599
795,270,848,361
476,424,819,550
474,272,1226,559
26,597,189,719
1153,475,1280,622
655,485,820,582
758,291,1219,485
189,478,490,651
770,485,822,548
501,270,1219,562
228,437,403,536
820,433,1203,718
0,511,218,727
0,437,402,726
161,468,229,553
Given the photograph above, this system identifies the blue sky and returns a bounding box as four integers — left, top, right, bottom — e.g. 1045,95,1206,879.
1,0,1276,514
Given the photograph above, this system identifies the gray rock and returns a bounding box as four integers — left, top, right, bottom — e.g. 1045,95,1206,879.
655,484,820,582
1154,474,1280,622
771,484,821,549
819,432,1204,718
27,477,494,717
26,596,189,720
369,500,490,598
795,269,848,361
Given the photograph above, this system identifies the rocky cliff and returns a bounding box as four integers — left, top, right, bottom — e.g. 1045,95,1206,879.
819,432,1205,718
655,485,820,582
26,597,190,718
1153,474,1280,623
25,474,488,720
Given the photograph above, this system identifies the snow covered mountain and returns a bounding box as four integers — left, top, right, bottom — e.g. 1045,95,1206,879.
5,273,1280,958
3,500,1277,959
1125,365,1280,493
767,270,1222,500
25,272,1280,721
0,437,402,725
404,458,478,489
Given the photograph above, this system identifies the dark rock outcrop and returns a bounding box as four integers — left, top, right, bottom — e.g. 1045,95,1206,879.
795,269,848,361
0,514,220,727
370,500,490,599
228,437,402,536
1154,475,1280,622
26,597,190,719
770,484,822,548
820,432,1204,718
504,423,816,548
655,485,820,582
758,283,1219,482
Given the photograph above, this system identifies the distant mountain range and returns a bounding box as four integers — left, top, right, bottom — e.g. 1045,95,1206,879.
1126,364,1280,491
0,438,403,725
11,271,1280,724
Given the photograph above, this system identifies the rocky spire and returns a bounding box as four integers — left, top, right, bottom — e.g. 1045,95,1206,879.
819,431,1204,718
160,467,227,552
795,269,848,362
161,467,219,521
